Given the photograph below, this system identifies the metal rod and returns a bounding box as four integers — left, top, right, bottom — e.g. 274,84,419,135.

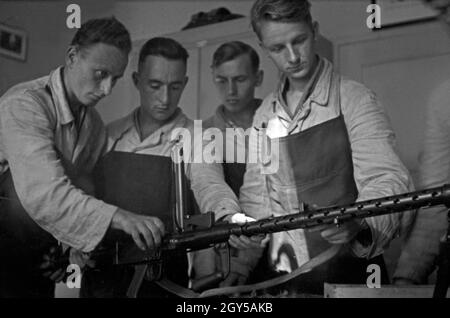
171,138,187,232
164,184,450,251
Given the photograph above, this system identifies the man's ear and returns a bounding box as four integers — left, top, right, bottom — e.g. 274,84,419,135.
255,70,264,87
182,76,189,89
132,71,139,88
65,45,79,68
259,40,272,59
312,21,319,41
258,41,265,52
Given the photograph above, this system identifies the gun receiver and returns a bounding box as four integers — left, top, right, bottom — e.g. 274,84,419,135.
116,184,450,266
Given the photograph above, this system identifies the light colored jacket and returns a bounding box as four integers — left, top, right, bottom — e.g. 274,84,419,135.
0,67,117,252
393,79,450,283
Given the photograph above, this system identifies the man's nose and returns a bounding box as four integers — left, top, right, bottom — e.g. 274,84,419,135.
286,45,300,64
228,80,237,96
159,85,170,105
100,78,113,96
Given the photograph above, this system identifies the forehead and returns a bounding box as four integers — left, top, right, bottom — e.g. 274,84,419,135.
80,43,128,75
259,21,312,46
213,54,255,76
140,55,186,80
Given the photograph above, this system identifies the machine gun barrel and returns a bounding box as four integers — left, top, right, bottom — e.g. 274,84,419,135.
162,184,450,252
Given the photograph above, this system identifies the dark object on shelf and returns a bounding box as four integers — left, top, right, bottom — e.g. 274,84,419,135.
182,7,244,30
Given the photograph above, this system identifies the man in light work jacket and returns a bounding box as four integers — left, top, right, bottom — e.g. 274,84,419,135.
0,18,166,298
237,0,416,295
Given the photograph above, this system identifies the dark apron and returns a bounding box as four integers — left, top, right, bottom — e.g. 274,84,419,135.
222,163,246,197
81,151,192,298
222,122,251,197
260,74,388,295
0,151,98,297
0,170,58,298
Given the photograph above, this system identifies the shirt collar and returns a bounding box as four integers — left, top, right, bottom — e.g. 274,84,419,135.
273,56,333,110
216,105,236,129
134,107,188,142
215,99,262,129
47,66,75,126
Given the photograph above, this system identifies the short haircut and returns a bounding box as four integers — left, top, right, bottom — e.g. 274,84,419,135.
211,41,260,73
138,37,189,69
70,17,131,54
250,0,313,40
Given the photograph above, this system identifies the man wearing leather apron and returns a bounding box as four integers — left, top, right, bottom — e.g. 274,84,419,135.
192,41,269,288
0,18,168,298
237,0,416,295
79,37,260,297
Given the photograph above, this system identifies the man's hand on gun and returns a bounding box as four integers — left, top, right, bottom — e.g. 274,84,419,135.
218,213,269,288
111,208,165,251
39,246,67,282
305,203,367,245
227,212,269,249
308,220,365,244
69,248,96,270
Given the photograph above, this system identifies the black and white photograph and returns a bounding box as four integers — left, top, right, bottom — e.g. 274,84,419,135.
0,0,450,304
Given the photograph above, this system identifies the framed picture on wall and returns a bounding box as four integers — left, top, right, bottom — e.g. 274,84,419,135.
0,23,27,61
372,0,440,28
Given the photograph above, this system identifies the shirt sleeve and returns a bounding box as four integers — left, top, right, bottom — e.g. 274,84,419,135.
393,84,450,283
188,126,241,221
343,84,416,259
0,93,117,252
239,112,272,221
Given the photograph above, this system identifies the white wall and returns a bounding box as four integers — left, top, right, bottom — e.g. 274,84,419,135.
94,0,376,123
0,1,115,95
0,0,376,121
111,0,372,42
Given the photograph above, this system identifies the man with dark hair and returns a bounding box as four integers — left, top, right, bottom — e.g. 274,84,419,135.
80,37,254,297
192,41,266,288
207,41,263,132
0,17,165,298
236,0,415,295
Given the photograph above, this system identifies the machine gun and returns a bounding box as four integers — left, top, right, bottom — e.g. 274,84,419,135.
106,183,450,297
86,139,449,297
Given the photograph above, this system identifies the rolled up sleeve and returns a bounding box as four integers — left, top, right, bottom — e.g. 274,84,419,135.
190,162,241,220
345,88,415,258
188,128,241,221
0,94,117,252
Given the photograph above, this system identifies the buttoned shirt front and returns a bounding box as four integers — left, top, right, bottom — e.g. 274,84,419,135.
0,67,117,252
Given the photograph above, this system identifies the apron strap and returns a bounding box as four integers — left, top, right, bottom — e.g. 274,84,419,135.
154,244,342,298
332,74,342,116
